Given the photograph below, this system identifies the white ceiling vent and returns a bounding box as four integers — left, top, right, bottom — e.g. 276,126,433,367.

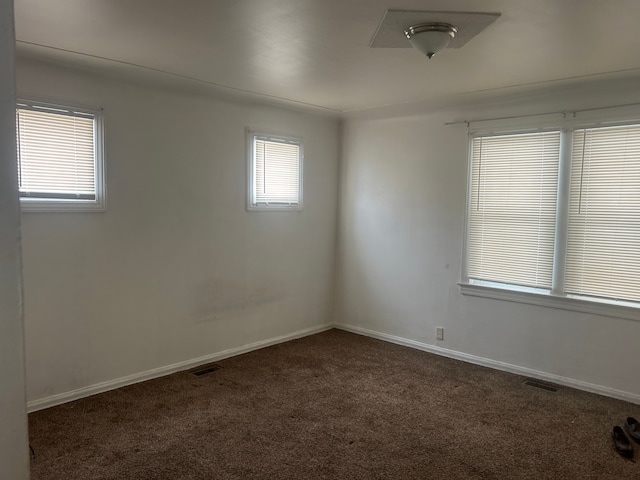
370,10,500,50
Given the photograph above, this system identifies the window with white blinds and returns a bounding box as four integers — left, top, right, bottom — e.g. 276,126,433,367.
565,124,640,302
248,131,302,210
464,120,640,312
16,100,104,211
468,132,560,289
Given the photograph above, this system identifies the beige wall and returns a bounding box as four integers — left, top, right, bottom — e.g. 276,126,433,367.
17,59,340,407
0,0,30,478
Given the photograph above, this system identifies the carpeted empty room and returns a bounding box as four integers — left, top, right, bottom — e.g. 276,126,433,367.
29,330,639,479
6,2,640,480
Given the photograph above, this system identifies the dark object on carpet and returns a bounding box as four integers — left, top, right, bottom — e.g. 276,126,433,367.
190,364,222,377
522,379,559,392
612,426,634,458
625,417,640,443
29,329,640,479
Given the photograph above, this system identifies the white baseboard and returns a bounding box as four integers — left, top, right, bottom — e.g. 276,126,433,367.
27,323,333,412
29,321,640,412
335,323,640,405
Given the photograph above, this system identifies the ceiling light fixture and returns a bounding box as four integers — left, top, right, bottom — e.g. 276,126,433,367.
404,23,458,59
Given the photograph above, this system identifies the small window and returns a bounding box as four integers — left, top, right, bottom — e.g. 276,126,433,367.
247,131,303,210
16,100,105,212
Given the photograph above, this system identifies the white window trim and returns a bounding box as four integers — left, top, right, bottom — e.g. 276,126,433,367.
17,99,106,213
459,281,640,322
460,111,640,322
246,129,303,211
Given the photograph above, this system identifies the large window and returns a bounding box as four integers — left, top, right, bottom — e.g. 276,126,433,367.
463,120,640,315
247,131,303,210
16,100,105,211
467,132,560,289
565,125,640,302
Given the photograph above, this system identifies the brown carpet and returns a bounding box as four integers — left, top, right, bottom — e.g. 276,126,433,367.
29,329,639,479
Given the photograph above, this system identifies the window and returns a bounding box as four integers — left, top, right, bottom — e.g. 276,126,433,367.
16,100,105,211
565,124,640,302
247,131,303,210
463,120,640,315
467,132,560,289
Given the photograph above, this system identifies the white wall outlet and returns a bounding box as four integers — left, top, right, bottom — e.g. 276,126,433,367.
436,327,444,340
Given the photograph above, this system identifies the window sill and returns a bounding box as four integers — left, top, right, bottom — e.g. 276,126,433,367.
20,199,106,213
246,204,302,212
459,282,640,322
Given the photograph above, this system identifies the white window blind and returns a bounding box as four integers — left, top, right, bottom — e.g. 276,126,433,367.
468,132,560,288
565,124,640,302
17,102,98,202
249,133,302,209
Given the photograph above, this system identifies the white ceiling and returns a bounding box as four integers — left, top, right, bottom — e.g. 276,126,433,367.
13,0,640,114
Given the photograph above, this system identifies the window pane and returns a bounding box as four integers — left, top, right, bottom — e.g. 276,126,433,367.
565,124,640,302
17,105,96,199
468,132,560,288
253,136,301,206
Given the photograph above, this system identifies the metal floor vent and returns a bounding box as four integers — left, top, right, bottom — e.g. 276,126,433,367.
191,364,222,377
523,379,559,392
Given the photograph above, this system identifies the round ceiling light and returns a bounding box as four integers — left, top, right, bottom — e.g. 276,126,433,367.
404,23,458,59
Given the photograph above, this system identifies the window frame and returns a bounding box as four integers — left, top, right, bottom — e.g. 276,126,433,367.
460,115,640,321
246,129,303,212
16,98,106,213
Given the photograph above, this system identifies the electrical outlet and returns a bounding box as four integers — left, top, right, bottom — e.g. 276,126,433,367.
436,327,444,341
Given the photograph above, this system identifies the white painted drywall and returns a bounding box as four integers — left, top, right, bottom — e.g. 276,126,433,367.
17,59,339,405
17,52,640,411
0,0,30,477
336,76,640,400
